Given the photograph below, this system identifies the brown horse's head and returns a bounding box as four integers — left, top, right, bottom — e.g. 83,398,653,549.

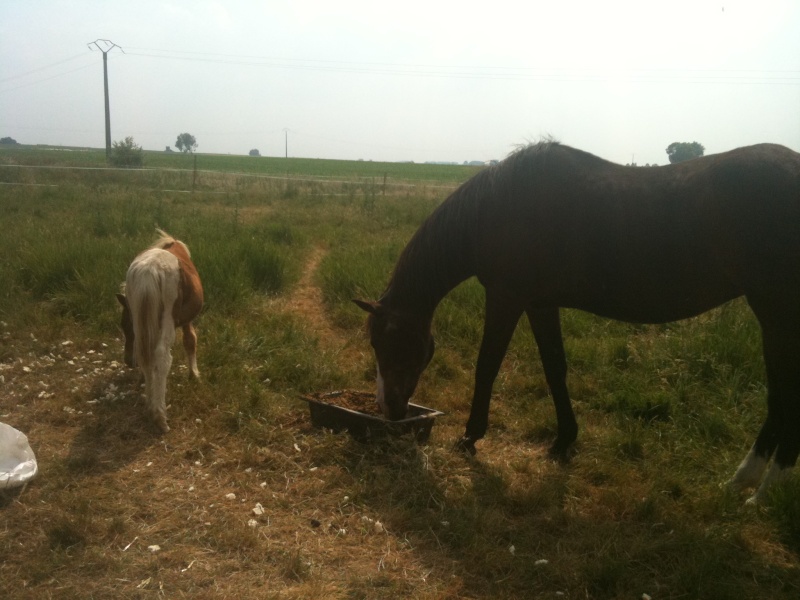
354,299,435,420
115,293,136,368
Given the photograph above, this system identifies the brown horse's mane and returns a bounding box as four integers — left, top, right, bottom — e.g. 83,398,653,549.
383,162,483,314
383,141,568,316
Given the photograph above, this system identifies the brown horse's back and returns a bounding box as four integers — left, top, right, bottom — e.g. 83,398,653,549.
472,143,800,323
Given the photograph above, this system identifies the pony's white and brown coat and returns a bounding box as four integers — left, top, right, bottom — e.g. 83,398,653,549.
117,231,203,432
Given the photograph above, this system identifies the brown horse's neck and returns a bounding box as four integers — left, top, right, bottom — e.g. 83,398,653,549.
381,183,481,320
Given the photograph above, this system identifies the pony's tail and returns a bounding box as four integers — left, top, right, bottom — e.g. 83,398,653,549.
129,273,164,370
152,229,192,258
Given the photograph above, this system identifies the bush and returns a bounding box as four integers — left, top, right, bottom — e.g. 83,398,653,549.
109,136,144,168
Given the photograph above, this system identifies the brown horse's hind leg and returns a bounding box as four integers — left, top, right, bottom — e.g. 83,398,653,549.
730,297,800,503
527,307,577,461
182,323,200,379
728,382,779,492
456,288,525,456
742,320,800,503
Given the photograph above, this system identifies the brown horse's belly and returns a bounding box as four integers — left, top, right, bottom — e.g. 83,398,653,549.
491,258,743,324
560,277,742,324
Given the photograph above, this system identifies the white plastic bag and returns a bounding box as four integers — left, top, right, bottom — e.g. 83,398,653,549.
0,422,38,489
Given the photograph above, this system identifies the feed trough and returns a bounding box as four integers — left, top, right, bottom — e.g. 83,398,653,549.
301,390,444,442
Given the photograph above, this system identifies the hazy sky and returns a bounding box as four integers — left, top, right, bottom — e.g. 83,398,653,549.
2,1,799,165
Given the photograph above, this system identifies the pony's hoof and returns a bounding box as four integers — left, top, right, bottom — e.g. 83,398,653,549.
454,436,477,457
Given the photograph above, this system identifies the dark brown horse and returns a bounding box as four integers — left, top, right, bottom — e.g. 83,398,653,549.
116,230,204,433
355,141,800,504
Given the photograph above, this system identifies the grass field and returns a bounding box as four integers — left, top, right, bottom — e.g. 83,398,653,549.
1,146,798,599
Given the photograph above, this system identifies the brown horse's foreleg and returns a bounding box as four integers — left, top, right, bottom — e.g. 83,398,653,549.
527,306,576,461
456,289,524,456
182,323,200,379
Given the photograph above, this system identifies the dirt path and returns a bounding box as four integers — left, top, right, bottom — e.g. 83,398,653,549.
280,245,330,332
271,245,365,365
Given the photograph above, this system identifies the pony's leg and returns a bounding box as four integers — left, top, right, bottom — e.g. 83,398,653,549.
182,323,200,379
456,288,524,455
141,366,154,425
526,307,576,460
149,341,173,433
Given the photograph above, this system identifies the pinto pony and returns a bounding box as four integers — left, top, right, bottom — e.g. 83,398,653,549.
355,141,800,504
116,230,204,432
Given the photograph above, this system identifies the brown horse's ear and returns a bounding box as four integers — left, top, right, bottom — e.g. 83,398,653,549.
353,299,381,315
116,293,128,308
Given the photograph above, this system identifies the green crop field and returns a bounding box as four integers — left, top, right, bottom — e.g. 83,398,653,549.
0,146,798,599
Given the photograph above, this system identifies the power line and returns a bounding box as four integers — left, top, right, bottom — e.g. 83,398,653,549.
121,46,800,85
0,61,97,94
3,46,798,95
0,53,90,83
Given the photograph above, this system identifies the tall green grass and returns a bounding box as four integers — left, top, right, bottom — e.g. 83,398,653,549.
0,195,290,338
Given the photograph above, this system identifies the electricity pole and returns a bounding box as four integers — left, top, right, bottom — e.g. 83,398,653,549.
88,39,123,159
283,128,289,158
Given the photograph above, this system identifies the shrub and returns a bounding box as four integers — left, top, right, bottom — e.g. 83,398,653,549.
109,136,144,168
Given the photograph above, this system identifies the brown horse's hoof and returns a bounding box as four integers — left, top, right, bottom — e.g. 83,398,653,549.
548,440,572,463
454,436,478,456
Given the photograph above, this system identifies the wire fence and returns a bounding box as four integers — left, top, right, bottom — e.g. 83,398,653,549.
0,163,462,196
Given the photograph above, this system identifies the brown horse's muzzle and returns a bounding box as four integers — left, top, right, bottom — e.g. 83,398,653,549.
376,366,414,420
383,401,409,421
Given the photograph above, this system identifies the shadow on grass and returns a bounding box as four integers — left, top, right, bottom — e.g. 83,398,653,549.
328,433,800,599
65,370,162,476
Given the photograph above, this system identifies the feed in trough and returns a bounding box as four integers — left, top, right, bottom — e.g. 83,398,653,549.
319,390,383,416
301,390,443,442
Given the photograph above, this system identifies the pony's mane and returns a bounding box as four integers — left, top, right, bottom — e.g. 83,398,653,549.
151,229,191,256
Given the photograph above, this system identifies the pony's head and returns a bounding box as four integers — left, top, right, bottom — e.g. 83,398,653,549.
353,299,435,420
115,292,136,368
